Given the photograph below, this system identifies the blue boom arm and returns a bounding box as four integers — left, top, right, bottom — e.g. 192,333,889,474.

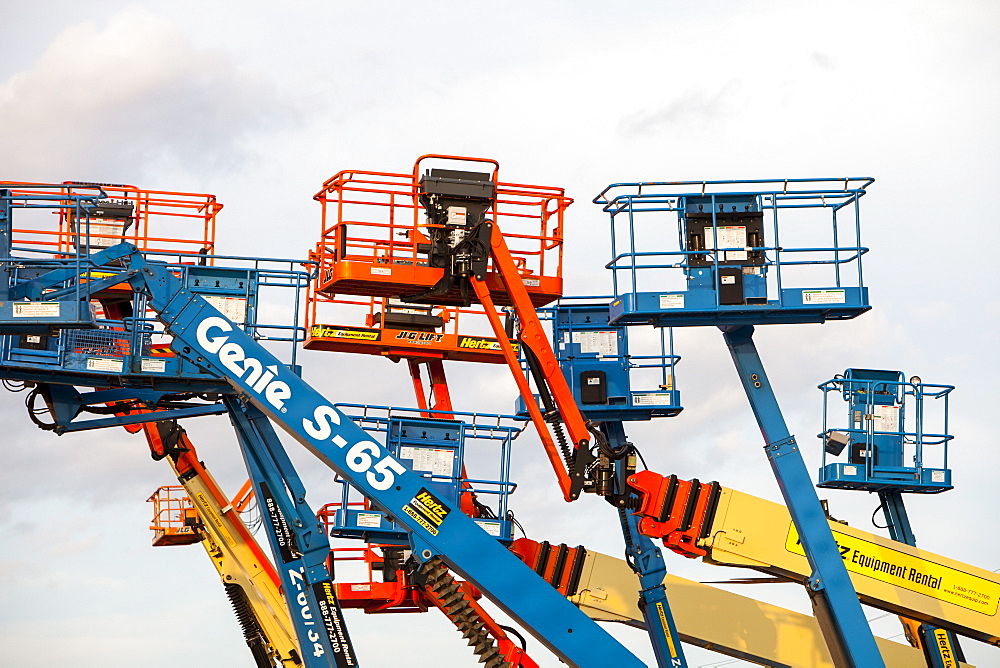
126,251,644,668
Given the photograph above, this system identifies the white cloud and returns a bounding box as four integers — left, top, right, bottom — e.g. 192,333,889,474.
0,8,299,184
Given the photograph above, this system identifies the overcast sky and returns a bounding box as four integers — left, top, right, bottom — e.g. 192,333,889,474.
1,2,998,667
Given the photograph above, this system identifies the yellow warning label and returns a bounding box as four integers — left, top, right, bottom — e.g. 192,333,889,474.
310,324,380,340
786,524,999,616
932,629,957,667
655,601,678,658
195,492,237,548
402,504,439,536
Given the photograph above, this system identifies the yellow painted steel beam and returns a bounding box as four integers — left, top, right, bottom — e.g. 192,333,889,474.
168,461,302,664
570,549,974,667
703,488,1000,648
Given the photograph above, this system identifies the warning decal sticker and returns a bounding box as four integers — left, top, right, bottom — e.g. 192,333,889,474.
312,580,358,667
402,487,451,537
457,335,517,352
802,289,846,304
260,481,300,563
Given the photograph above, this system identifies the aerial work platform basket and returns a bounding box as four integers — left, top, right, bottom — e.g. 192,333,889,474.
594,178,874,327
147,485,202,546
519,296,683,422
310,155,571,308
321,405,524,545
4,181,219,261
817,369,954,493
304,260,515,364
0,183,307,392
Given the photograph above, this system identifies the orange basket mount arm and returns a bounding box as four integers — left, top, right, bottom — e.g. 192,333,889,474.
470,223,596,502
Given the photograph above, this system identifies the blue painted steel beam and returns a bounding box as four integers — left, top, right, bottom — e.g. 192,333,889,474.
52,404,227,433
227,397,356,668
605,422,687,668
9,243,137,301
879,491,966,668
129,253,643,668
721,324,884,668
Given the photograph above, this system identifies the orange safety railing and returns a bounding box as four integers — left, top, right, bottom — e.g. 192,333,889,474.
147,485,202,546
310,155,571,306
304,243,513,363
5,181,220,262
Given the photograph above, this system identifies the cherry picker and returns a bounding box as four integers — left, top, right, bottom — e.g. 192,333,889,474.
0,183,647,667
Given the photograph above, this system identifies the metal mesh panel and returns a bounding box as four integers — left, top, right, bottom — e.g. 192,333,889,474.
65,328,134,357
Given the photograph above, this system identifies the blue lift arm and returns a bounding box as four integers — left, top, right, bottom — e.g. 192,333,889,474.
226,395,357,667
602,421,687,668
722,324,885,668
126,251,644,668
879,491,966,668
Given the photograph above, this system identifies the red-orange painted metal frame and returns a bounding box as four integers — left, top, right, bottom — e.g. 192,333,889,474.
310,154,570,307
470,225,591,501
5,182,220,261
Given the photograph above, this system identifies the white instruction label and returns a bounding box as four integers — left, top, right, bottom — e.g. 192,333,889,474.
399,446,455,477
475,521,502,536
370,266,391,275
573,331,618,357
802,289,846,304
447,206,467,226
87,357,124,373
705,225,747,262
931,470,946,483
659,294,684,309
715,226,748,261
632,392,673,405
141,358,167,373
87,222,126,247
350,584,372,592
203,296,247,324
13,302,61,317
523,277,540,287
870,404,900,433
356,513,382,528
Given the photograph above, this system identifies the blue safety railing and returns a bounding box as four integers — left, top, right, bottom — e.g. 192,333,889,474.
519,296,682,421
817,369,954,493
0,253,310,387
593,178,874,326
325,404,526,544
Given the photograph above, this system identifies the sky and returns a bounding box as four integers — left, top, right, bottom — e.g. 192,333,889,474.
1,1,998,666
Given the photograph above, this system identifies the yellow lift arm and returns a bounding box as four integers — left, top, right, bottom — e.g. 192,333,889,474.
145,421,302,667
517,541,974,667
701,487,999,649
627,468,999,653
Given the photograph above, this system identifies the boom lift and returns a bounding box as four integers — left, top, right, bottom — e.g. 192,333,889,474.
311,156,600,503
592,178,885,666
310,158,693,665
3,171,991,667
0,184,647,667
511,538,975,667
621,468,1000,648
0,185,358,667
818,369,966,666
527,297,689,667
145,419,303,667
